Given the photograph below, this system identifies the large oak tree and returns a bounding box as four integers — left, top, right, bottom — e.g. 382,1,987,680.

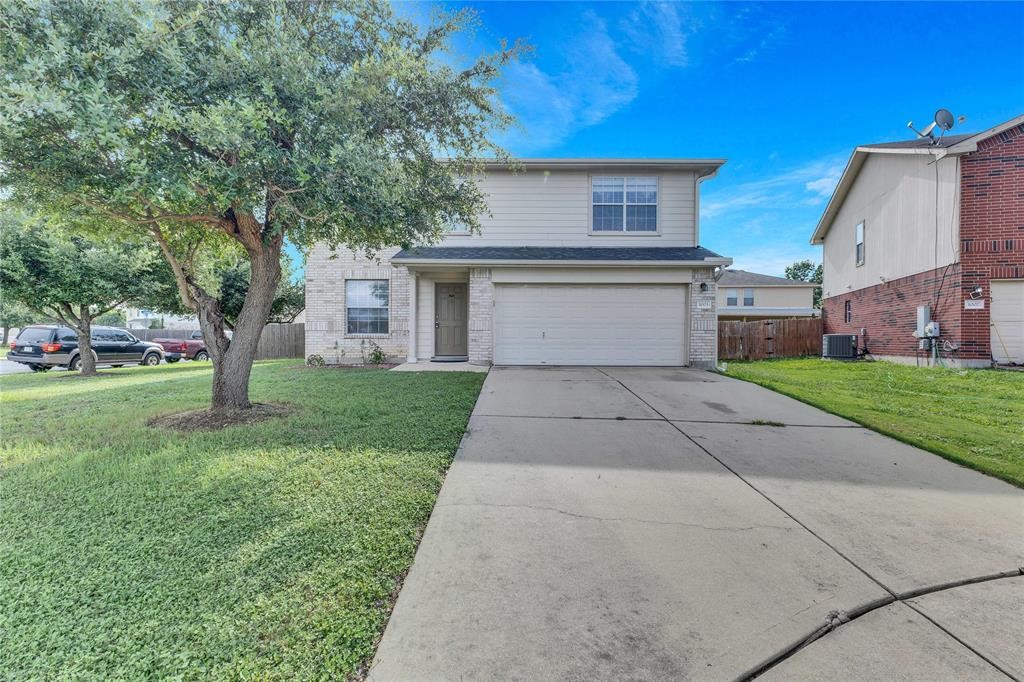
0,0,518,410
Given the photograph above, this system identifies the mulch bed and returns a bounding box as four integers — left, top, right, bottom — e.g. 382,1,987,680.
147,402,292,431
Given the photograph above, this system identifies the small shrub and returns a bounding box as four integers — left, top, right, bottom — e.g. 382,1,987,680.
305,354,326,367
367,343,387,365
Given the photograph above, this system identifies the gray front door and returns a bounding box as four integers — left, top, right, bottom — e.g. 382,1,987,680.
435,283,468,357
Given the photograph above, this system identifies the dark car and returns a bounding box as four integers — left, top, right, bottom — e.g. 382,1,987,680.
8,325,173,372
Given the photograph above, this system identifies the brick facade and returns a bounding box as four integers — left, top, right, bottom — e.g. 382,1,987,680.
822,265,962,360
467,267,494,365
304,244,411,364
823,123,1024,366
688,268,719,369
306,249,721,367
958,123,1024,360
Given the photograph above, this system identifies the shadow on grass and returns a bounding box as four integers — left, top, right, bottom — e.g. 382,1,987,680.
0,362,486,678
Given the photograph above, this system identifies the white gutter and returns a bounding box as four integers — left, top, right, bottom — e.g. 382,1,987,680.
391,257,734,268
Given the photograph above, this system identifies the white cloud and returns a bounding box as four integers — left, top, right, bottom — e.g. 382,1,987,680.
498,13,638,153
621,2,689,68
804,165,844,198
701,154,847,218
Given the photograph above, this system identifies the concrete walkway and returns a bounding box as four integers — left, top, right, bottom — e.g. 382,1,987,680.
370,366,1024,681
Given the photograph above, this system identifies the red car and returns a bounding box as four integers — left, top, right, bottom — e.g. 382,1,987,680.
153,331,209,361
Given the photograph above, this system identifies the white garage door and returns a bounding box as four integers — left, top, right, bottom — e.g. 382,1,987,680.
991,280,1024,364
493,284,687,365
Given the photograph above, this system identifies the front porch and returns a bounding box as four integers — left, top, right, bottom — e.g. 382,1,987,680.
404,266,492,366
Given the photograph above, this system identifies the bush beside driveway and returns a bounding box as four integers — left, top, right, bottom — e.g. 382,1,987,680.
0,360,484,679
724,359,1024,487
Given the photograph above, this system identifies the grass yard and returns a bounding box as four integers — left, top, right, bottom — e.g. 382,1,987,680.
724,359,1024,487
0,360,485,679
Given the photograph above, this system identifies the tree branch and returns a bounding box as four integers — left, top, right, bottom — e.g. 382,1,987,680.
148,224,198,310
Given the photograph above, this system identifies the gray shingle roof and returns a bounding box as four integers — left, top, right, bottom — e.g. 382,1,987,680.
392,246,725,262
859,133,974,150
718,269,816,286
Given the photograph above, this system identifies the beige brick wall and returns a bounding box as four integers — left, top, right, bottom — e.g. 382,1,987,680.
304,245,410,364
688,268,719,369
306,248,720,368
468,267,494,365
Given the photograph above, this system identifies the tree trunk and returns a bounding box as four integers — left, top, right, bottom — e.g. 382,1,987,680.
199,239,282,412
2,327,8,346
75,310,97,376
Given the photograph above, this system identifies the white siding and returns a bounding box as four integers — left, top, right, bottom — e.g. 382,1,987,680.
822,153,960,298
440,168,697,247
716,285,815,309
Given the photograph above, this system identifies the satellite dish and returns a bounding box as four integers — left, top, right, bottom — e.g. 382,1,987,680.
935,109,955,131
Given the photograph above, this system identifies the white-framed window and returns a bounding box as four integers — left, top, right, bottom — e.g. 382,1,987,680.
743,288,755,306
346,279,390,335
855,221,865,266
592,176,658,232
726,288,738,306
844,299,852,323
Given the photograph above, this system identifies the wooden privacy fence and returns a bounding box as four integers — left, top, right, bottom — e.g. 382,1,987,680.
125,323,305,360
718,318,822,360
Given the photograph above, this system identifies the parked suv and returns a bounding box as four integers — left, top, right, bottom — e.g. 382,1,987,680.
8,325,172,371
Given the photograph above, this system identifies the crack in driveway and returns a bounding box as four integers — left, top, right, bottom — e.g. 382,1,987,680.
590,368,1021,681
436,500,794,532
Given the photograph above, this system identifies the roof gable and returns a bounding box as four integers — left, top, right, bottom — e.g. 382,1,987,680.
811,114,1024,244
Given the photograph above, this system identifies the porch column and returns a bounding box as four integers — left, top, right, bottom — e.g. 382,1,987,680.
407,271,418,363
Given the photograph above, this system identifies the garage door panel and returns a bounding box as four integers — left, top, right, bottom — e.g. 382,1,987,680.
494,284,686,366
991,280,1024,364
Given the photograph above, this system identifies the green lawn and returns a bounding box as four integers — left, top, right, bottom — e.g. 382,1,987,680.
724,359,1024,487
0,360,485,679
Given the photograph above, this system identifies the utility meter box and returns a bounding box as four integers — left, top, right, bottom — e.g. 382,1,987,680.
916,305,931,337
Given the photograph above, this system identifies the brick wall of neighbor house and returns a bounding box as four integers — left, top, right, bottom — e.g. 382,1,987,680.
467,267,494,365
822,265,962,359
689,268,719,368
958,123,1024,361
304,245,410,363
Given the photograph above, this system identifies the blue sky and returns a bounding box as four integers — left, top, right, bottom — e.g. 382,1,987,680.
421,1,1024,275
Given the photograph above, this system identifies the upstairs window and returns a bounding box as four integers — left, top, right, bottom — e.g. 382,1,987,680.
743,288,755,306
855,221,865,266
346,280,390,335
592,176,658,232
726,288,738,306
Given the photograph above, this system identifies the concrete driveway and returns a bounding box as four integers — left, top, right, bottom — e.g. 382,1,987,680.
370,366,1024,681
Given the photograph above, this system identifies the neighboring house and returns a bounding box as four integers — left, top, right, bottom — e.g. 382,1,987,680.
812,114,1024,366
716,269,819,321
306,159,732,368
124,308,198,330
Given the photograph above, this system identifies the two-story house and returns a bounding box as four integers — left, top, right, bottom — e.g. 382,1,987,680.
305,159,732,368
716,269,819,321
811,114,1024,366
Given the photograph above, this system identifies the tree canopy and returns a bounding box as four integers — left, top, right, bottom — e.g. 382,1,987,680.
785,259,824,308
0,211,174,373
0,0,520,407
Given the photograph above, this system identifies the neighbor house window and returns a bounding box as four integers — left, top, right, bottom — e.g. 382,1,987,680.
592,176,658,232
726,288,738,306
743,288,755,306
346,280,389,334
844,300,852,323
855,221,865,266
